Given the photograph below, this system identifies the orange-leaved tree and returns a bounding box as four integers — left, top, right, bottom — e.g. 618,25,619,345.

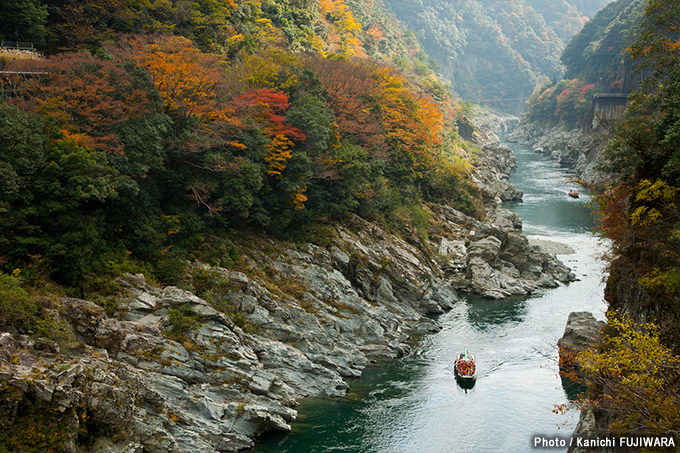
371,66,443,183
374,67,442,148
115,35,242,136
306,56,386,155
234,88,306,178
7,52,151,154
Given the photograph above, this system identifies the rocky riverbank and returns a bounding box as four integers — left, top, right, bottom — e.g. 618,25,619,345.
558,312,609,453
467,108,524,209
506,121,611,187
0,130,577,451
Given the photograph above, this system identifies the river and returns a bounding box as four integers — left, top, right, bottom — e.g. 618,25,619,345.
252,141,608,452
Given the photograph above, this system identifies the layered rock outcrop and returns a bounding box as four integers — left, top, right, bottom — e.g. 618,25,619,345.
558,311,604,375
467,109,524,208
0,124,579,451
475,143,524,206
436,209,574,299
0,253,444,451
0,203,575,450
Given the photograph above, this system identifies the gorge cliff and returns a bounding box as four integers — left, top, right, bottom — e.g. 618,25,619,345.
0,129,579,450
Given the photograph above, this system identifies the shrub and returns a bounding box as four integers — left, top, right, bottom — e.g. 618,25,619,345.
0,273,39,330
0,273,75,347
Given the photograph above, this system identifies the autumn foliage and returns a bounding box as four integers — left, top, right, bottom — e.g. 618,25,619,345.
0,0,480,292
6,52,152,154
115,35,241,132
581,0,680,438
577,316,680,435
526,78,596,128
308,56,444,182
318,0,365,57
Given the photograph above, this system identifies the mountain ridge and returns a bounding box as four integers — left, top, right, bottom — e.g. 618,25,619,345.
381,0,615,109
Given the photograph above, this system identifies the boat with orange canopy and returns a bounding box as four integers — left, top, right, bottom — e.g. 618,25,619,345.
454,349,476,380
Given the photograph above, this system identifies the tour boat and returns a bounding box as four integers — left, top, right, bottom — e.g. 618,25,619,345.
568,190,580,198
454,349,476,380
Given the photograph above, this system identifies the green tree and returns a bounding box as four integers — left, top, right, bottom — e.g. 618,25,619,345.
285,92,335,158
0,104,120,289
32,138,118,288
0,104,48,264
592,0,680,436
0,0,48,44
310,142,382,219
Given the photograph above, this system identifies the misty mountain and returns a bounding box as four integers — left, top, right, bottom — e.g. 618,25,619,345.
561,0,646,92
381,0,615,109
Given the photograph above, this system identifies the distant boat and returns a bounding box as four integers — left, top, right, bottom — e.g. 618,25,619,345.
568,190,580,199
454,349,476,380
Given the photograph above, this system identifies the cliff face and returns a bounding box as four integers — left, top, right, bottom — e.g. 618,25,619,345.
0,140,576,451
514,0,645,187
381,0,614,109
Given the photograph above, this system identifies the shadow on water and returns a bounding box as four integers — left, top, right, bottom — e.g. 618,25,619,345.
455,376,476,391
252,360,428,453
253,139,608,453
464,294,528,329
560,376,588,402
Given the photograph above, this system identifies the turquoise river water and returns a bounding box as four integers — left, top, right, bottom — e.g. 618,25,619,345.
252,141,609,453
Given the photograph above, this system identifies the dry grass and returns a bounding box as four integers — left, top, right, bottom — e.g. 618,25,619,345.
0,48,44,59
0,48,44,68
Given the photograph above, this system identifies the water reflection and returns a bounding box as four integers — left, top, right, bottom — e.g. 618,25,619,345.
465,295,528,329
253,140,608,453
560,376,588,402
455,376,476,391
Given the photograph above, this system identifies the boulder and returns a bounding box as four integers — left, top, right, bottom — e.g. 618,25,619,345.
460,217,574,298
559,312,604,352
558,311,605,375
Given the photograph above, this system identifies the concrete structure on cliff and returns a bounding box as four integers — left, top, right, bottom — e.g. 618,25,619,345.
591,93,630,129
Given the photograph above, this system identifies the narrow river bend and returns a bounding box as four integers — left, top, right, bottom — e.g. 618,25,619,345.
253,141,608,452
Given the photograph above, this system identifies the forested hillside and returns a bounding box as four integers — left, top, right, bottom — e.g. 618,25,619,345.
562,0,645,91
381,0,614,110
579,0,680,436
0,0,485,294
528,0,613,36
525,0,644,128
0,2,552,450
522,0,680,437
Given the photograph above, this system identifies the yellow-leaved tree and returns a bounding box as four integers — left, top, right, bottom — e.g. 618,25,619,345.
578,315,680,436
318,0,365,57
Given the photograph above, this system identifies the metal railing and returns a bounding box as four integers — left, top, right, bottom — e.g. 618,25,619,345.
0,71,48,75
592,93,630,99
0,41,35,50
